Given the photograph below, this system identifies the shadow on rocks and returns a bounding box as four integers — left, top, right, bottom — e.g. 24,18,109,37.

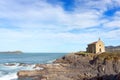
83,73,120,80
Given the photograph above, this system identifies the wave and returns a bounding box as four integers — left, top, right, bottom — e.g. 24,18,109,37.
0,71,8,77
47,59,56,63
0,62,43,80
0,72,17,80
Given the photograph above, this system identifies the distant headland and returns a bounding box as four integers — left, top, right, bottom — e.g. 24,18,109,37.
0,50,23,54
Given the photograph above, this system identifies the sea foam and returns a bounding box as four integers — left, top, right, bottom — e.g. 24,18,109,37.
0,63,38,80
0,72,17,80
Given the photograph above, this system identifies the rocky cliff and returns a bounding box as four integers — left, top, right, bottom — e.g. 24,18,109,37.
17,52,120,80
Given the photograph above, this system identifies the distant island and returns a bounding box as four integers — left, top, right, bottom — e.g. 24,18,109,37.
0,51,23,54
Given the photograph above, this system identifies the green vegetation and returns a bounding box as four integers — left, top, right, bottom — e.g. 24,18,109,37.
75,51,120,61
75,51,95,57
97,52,120,61
75,51,88,56
75,51,88,54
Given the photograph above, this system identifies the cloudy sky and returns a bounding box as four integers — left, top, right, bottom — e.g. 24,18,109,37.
0,0,120,52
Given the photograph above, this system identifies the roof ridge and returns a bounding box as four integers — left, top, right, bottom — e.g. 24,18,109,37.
88,41,98,45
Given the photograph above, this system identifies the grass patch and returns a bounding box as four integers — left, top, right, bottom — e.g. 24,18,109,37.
75,51,96,58
97,52,120,61
75,51,89,56
75,51,120,61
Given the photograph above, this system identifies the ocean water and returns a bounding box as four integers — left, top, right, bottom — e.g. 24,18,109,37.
0,53,67,80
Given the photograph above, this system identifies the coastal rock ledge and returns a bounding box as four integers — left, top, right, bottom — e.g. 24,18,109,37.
17,52,120,80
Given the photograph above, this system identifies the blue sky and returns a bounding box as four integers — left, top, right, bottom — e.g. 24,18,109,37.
0,0,120,52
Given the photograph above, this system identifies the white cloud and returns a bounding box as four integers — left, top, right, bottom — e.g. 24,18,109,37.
104,20,120,28
103,11,120,28
75,0,120,12
0,0,119,52
0,0,101,30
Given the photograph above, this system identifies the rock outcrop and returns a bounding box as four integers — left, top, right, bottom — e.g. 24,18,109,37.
17,52,120,80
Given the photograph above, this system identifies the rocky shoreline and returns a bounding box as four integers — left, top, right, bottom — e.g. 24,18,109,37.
17,52,120,80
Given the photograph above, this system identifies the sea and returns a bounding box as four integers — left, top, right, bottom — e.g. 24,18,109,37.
0,53,67,80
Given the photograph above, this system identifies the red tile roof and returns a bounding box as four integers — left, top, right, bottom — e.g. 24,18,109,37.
88,41,98,45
